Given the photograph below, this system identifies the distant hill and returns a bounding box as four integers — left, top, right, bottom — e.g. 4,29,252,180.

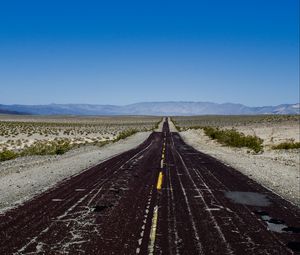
0,108,28,115
0,102,299,116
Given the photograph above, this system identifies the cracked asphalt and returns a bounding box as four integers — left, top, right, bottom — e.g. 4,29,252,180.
0,120,299,254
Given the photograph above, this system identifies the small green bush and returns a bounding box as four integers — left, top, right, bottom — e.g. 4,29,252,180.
0,150,18,162
151,118,163,131
272,142,300,150
20,140,72,156
203,126,263,153
55,142,72,155
115,129,138,142
170,118,185,131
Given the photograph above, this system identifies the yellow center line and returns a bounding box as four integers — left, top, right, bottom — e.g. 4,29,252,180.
156,172,163,190
148,139,165,254
161,142,166,168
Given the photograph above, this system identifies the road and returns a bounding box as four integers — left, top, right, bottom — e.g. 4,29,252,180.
0,119,300,254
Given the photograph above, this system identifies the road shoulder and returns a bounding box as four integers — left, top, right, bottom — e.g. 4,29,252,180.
180,128,300,207
0,131,152,213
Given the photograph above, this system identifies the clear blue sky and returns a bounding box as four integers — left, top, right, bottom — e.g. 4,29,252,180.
0,0,299,106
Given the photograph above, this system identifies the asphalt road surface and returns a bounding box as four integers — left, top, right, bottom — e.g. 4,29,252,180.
1,120,300,254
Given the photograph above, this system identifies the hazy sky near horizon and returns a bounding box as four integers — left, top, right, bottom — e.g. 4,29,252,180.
0,0,299,106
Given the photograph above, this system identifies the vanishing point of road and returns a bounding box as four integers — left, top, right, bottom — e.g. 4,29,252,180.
0,119,300,254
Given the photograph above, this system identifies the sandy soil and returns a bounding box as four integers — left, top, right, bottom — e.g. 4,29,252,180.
0,131,152,213
179,128,300,207
168,117,178,132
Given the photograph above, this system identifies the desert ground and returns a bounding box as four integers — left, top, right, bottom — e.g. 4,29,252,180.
0,115,161,152
170,115,300,206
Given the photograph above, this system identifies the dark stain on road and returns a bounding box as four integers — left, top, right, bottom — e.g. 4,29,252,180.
225,191,272,206
93,204,113,213
287,241,300,252
283,227,300,234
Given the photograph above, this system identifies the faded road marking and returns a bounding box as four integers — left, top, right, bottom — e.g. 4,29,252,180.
148,205,158,255
52,199,63,202
136,188,153,254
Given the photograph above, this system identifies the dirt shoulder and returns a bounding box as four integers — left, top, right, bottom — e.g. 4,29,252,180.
168,117,178,132
179,128,300,207
0,131,151,213
155,117,165,132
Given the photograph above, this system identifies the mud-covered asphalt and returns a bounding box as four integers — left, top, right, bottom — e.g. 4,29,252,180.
0,120,300,254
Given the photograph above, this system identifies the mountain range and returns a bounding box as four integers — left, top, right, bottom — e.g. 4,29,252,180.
0,102,299,116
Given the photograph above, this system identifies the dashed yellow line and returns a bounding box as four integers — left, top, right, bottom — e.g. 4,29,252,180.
156,172,163,190
163,142,166,152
